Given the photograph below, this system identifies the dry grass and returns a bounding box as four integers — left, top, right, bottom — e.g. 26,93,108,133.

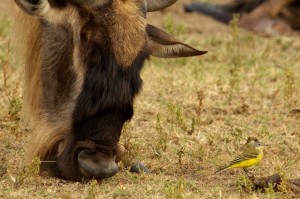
1,1,300,198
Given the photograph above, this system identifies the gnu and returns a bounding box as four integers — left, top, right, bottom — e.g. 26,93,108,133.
14,0,206,181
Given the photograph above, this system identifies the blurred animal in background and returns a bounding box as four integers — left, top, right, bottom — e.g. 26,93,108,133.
185,0,300,36
13,0,206,182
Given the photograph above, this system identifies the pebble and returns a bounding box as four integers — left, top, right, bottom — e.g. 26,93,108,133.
129,161,151,174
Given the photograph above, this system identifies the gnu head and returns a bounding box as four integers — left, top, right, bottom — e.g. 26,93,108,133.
14,0,206,181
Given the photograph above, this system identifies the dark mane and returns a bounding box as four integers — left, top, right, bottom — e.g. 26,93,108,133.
72,45,149,146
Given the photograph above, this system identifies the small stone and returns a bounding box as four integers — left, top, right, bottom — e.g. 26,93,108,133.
129,161,150,173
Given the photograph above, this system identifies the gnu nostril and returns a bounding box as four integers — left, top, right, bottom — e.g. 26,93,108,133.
78,149,119,179
30,0,40,4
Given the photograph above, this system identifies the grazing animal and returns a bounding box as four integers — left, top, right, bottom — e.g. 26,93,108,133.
13,0,206,181
184,0,300,36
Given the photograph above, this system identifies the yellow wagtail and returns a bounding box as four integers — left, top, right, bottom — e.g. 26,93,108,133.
214,140,266,176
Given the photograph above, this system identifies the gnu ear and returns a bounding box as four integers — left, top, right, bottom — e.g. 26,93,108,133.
146,24,207,58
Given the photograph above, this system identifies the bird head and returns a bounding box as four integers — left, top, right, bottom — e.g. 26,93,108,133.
255,141,266,148
248,141,266,152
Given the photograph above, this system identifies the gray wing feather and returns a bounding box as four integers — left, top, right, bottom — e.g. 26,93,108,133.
228,150,259,165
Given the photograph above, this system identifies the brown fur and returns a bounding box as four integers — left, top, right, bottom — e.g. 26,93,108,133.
13,5,73,162
109,0,146,67
29,119,69,161
13,10,42,128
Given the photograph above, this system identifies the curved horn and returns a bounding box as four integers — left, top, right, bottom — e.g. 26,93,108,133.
73,0,109,7
146,0,177,12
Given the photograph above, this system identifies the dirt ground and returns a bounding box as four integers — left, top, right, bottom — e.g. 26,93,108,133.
0,0,300,199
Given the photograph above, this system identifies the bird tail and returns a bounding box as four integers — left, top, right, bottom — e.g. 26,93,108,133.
214,165,231,174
